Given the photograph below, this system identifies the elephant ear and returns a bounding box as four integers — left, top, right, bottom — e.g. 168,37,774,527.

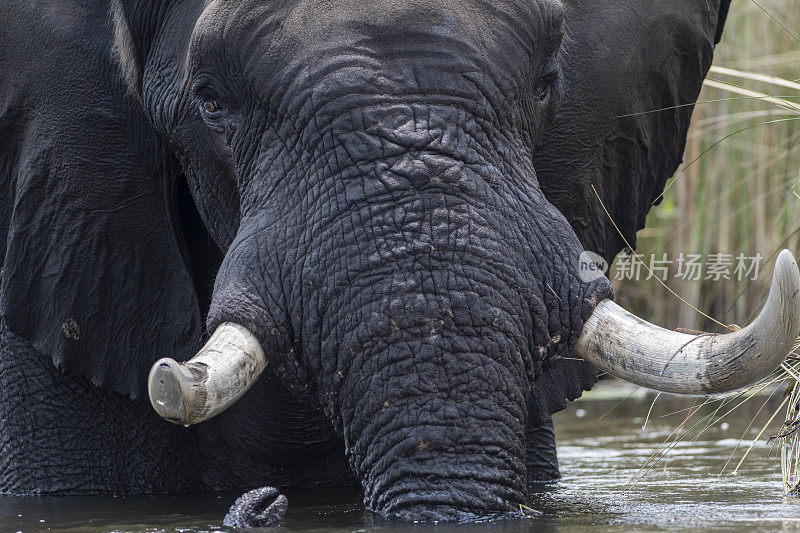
0,4,204,399
528,0,731,422
534,0,732,263
528,358,598,428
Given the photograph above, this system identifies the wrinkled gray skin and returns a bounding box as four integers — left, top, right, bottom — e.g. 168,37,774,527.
0,0,729,524
223,487,288,528
189,0,609,520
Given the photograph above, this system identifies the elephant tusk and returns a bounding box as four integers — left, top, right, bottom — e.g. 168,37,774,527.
573,249,800,394
148,322,267,425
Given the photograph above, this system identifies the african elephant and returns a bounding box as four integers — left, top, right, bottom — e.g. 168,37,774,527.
1,0,797,525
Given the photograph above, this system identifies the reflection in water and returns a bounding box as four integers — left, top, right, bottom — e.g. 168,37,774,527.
3,382,800,532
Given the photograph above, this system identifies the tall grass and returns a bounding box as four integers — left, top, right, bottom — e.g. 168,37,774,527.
607,0,800,490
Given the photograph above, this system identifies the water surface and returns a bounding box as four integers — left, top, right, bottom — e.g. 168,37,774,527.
3,382,799,532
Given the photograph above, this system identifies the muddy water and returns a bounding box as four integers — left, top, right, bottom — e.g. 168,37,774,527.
3,381,799,532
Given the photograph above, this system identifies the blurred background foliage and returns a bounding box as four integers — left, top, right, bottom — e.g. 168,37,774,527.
610,0,800,333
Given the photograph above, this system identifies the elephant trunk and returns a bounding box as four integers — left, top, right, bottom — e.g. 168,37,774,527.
349,391,527,521
574,249,800,394
334,288,532,521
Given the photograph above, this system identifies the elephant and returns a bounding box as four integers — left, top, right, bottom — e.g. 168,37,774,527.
1,0,798,525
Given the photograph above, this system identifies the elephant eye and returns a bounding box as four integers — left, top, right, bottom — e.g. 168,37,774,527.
198,98,235,140
203,100,220,113
536,71,558,103
537,82,551,102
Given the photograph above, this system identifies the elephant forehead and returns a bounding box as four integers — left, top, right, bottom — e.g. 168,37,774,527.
193,0,564,85
276,0,562,42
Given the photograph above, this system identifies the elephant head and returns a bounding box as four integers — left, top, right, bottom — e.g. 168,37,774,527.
3,0,796,522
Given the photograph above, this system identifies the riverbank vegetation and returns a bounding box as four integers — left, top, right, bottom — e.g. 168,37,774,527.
605,0,800,492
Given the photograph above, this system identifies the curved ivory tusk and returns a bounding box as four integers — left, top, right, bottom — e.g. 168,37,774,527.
148,322,267,425
574,249,800,394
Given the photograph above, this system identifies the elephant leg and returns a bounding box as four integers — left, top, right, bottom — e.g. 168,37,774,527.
0,319,355,494
0,320,200,494
525,418,560,483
